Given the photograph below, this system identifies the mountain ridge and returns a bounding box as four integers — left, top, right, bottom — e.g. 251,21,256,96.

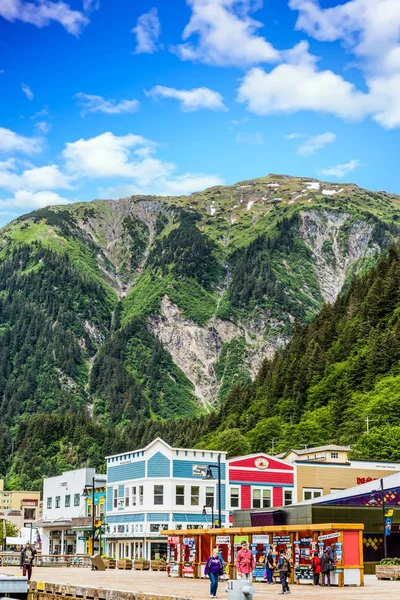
1,173,400,487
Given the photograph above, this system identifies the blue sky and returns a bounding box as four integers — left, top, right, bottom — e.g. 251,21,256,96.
0,0,400,226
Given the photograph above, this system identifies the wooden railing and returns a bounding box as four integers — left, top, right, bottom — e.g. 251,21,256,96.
0,553,92,567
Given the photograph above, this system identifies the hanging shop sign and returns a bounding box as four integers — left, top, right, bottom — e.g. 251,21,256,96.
272,535,291,544
252,535,270,544
168,536,180,544
192,464,207,477
318,532,340,541
216,536,230,544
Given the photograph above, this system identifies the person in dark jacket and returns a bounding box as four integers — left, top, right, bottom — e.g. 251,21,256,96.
277,550,291,595
311,552,321,586
320,550,333,586
264,548,275,584
20,543,36,580
205,548,224,598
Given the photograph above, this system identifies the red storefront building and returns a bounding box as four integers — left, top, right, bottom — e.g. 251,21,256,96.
228,454,295,515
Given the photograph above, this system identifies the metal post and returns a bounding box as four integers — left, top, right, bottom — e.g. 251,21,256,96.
217,454,222,529
211,501,214,528
381,479,387,559
92,477,95,563
30,522,33,545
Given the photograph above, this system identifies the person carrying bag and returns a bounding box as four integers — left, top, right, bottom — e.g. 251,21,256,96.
205,548,224,598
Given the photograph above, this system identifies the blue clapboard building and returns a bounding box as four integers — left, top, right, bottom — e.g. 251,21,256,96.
105,438,228,560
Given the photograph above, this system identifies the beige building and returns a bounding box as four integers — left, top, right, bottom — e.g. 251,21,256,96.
276,445,351,464
0,479,41,529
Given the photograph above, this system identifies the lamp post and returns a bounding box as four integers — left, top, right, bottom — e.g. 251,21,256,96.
202,500,214,528
204,454,222,528
368,478,387,559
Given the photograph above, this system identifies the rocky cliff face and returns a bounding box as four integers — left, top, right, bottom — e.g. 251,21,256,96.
1,174,399,421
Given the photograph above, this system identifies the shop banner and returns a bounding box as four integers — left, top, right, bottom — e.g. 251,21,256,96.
216,536,230,544
318,532,340,541
252,535,269,544
385,509,393,536
168,536,180,544
183,563,195,578
234,535,249,544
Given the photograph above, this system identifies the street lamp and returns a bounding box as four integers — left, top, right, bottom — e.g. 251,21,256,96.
368,478,387,559
202,499,215,529
203,454,222,528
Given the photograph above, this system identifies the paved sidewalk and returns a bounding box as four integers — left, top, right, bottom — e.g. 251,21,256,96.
1,567,399,600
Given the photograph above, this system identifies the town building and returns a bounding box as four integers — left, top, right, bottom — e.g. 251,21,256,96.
105,438,228,560
72,483,107,555
276,445,351,464
40,468,106,555
292,457,400,502
227,453,295,510
0,479,40,531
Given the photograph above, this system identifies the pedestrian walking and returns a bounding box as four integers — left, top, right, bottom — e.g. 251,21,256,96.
264,548,275,584
320,549,333,586
205,548,224,598
277,549,291,595
20,542,36,581
236,541,255,580
311,552,321,586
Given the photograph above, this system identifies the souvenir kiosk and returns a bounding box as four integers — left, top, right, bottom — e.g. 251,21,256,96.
163,523,364,586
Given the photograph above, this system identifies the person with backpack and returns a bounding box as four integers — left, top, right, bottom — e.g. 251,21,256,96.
311,551,321,586
277,549,291,595
320,549,333,586
205,548,224,598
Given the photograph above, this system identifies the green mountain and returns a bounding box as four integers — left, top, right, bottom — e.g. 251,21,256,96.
1,174,400,487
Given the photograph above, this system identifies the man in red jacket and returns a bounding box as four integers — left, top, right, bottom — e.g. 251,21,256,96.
236,541,255,580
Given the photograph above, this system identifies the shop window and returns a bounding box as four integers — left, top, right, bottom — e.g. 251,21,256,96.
303,488,323,501
87,504,92,517
139,485,143,505
284,490,293,506
331,452,339,459
154,485,164,505
65,495,71,508
191,486,200,506
132,486,137,506
230,487,240,508
125,487,130,507
206,486,214,507
113,488,118,509
117,524,125,533
252,488,271,508
176,485,185,506
47,497,52,509
55,496,61,509
74,493,80,506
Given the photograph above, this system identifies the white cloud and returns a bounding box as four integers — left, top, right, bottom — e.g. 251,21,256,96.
0,127,43,155
0,190,70,210
146,85,227,112
237,42,372,119
62,132,155,178
74,92,140,116
100,173,224,198
132,8,161,54
83,0,100,11
34,121,51,134
284,132,304,140
30,106,49,120
0,0,89,36
236,131,264,145
21,84,34,100
173,0,280,68
297,132,336,156
0,162,72,192
319,158,363,178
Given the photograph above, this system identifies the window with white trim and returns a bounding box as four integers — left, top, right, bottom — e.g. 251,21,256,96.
303,488,323,501
331,452,339,459
154,484,164,505
132,486,137,506
55,496,61,508
206,486,214,508
125,487,130,507
252,488,271,508
191,486,200,506
113,488,118,509
176,485,185,506
230,487,240,508
284,490,293,506
47,497,52,509
139,485,143,505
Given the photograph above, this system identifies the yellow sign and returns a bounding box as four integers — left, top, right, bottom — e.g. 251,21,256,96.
37,582,46,591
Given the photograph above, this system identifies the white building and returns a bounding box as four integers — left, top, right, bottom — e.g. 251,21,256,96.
40,468,106,555
105,438,228,560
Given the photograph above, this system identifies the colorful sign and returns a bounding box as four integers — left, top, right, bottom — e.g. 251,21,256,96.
252,535,269,543
192,464,207,477
168,536,180,544
183,563,195,578
234,535,249,544
254,457,269,470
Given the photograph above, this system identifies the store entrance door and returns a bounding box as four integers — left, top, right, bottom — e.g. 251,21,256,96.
151,542,167,560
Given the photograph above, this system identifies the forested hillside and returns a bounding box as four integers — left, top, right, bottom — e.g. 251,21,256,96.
2,174,400,488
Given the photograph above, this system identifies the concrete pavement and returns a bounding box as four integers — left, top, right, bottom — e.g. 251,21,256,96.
0,567,399,600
